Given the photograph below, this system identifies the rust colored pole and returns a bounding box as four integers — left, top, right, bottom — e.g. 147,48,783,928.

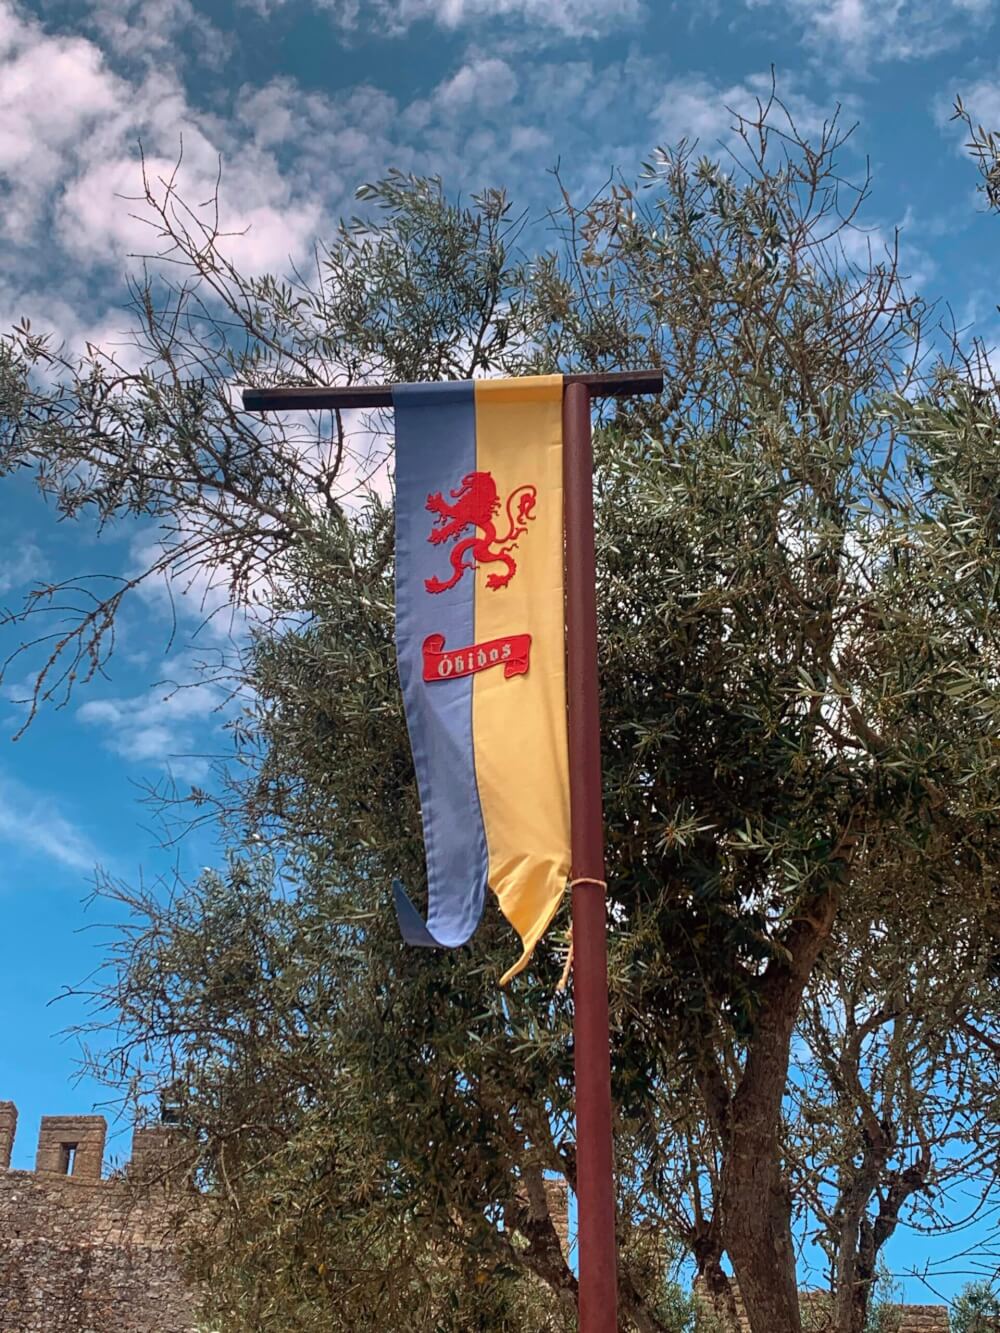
244,368,664,1329
563,379,617,1332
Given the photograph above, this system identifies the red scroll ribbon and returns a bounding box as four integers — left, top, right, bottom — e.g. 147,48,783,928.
422,632,531,683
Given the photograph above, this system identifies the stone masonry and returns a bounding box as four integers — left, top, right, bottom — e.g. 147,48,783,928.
697,1278,951,1332
0,1100,197,1333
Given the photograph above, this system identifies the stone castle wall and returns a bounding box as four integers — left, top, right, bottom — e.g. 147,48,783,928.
1,1095,957,1333
0,1100,197,1333
696,1277,951,1333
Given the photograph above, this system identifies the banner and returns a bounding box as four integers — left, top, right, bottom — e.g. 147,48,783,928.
392,376,571,983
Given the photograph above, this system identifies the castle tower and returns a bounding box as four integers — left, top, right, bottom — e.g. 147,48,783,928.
0,1102,16,1170
129,1124,189,1185
35,1114,106,1181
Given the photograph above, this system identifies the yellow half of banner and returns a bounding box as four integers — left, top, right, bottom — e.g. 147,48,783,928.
472,376,570,984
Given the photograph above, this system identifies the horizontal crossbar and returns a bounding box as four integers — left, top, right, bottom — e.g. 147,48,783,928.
242,369,663,412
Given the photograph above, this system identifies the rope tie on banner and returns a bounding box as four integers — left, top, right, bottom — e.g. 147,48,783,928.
556,878,609,992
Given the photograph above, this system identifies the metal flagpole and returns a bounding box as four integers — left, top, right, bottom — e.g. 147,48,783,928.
244,367,662,1331
563,379,617,1330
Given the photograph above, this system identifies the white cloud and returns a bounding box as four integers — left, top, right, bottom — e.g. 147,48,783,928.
934,75,1000,137
0,541,49,596
0,0,666,357
77,675,234,779
0,7,122,239
748,0,998,67
932,75,1000,228
83,0,229,69
651,74,752,145
650,70,841,147
235,50,661,219
838,207,937,294
125,528,258,645
0,0,330,296
0,281,149,369
251,0,646,39
390,0,643,35
434,58,519,111
0,771,102,872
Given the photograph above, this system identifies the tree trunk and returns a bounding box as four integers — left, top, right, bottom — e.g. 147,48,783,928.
719,889,840,1333
722,1165,800,1333
833,1153,931,1333
833,1158,883,1333
849,1217,878,1333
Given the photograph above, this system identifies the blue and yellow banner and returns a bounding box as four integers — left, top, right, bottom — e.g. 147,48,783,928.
393,376,570,984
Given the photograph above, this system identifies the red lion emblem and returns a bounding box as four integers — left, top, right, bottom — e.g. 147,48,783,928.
425,470,537,594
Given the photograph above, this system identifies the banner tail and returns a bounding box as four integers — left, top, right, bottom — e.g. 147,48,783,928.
392,879,483,949
497,870,569,985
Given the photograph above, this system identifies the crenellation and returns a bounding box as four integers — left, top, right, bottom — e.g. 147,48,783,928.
544,1177,570,1254
35,1114,107,1181
0,1100,17,1171
129,1126,191,1187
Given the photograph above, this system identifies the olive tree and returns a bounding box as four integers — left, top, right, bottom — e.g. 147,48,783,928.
6,98,1000,1332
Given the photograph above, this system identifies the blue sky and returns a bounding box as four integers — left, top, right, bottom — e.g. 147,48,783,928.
1,0,999,1303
